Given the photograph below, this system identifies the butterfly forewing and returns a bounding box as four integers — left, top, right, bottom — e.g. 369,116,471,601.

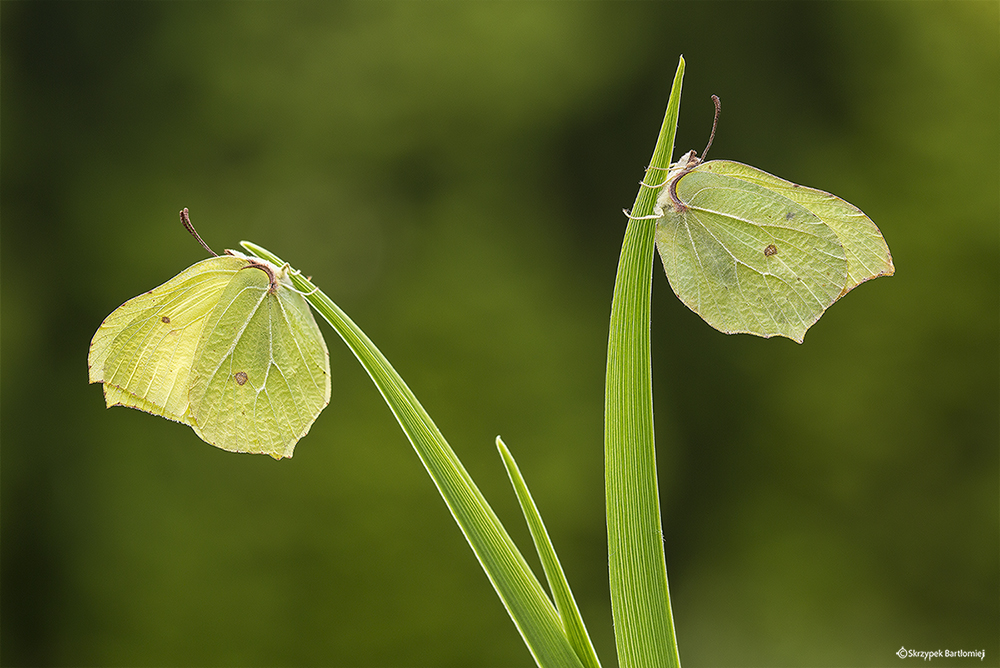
88,256,246,422
188,264,331,459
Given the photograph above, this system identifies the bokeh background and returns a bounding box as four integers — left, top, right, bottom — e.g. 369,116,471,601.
2,3,997,666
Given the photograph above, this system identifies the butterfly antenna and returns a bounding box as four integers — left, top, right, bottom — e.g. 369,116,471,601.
699,95,721,162
180,208,218,257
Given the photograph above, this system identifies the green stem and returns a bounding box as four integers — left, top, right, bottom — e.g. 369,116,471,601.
604,56,684,668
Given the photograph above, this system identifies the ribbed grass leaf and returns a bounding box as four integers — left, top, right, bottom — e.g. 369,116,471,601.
605,57,685,668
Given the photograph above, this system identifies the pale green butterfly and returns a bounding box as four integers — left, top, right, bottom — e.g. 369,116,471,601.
648,96,894,343
88,209,330,459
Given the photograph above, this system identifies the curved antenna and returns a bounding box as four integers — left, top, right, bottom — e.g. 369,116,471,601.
700,95,721,162
179,208,218,257
665,96,722,212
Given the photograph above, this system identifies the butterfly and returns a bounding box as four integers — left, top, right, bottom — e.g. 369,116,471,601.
649,96,894,342
89,209,330,458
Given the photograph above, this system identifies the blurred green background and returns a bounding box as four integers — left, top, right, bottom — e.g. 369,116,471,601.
2,2,997,666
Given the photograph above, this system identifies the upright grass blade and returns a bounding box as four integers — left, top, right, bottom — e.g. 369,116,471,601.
497,437,602,668
604,57,685,667
242,242,584,668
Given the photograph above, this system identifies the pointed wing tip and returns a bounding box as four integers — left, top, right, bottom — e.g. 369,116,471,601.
770,331,807,344
715,323,808,344
194,435,297,460
838,263,896,298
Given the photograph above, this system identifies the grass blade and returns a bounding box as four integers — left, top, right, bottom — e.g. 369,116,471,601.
242,242,584,668
497,436,602,668
604,56,685,667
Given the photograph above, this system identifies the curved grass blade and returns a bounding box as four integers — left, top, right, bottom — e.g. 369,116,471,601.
241,242,584,668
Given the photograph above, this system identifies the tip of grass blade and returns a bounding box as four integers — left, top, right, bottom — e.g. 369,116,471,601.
497,436,603,668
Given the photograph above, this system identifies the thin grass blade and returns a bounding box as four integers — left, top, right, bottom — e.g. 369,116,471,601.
497,436,602,668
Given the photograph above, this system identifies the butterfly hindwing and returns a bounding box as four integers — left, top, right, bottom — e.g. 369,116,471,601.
695,160,894,296
656,165,847,342
187,263,331,459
